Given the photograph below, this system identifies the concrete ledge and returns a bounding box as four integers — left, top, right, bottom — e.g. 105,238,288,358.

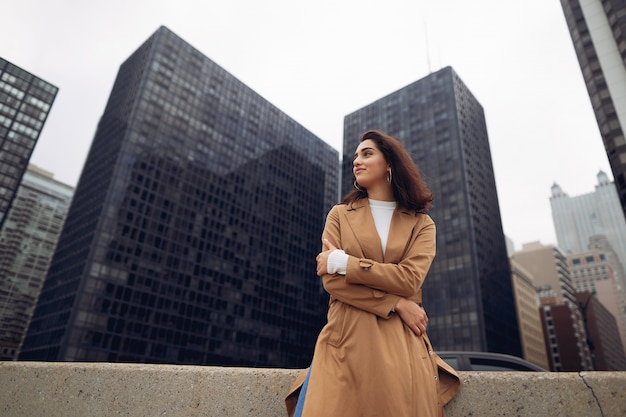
1,362,624,417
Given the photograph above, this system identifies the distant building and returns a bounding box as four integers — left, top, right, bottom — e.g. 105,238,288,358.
512,242,577,305
550,170,626,312
551,171,626,269
0,165,73,360
576,291,626,371
542,302,593,371
0,57,58,230
512,242,592,371
19,27,338,367
550,171,626,286
509,259,550,370
560,0,626,219
568,248,626,357
343,66,521,356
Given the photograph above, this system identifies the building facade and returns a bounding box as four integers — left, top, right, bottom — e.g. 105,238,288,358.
551,171,626,285
342,67,521,356
541,302,593,371
512,242,577,306
509,259,550,370
575,291,626,370
0,57,58,229
512,242,593,371
0,165,73,360
19,27,338,368
560,0,626,218
568,248,626,357
550,171,626,345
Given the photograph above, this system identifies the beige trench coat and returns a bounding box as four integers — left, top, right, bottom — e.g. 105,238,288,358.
286,200,460,417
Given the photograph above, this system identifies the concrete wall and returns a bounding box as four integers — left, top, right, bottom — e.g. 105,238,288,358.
1,362,624,417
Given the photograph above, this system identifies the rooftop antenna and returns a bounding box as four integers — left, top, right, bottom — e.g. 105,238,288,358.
424,18,432,74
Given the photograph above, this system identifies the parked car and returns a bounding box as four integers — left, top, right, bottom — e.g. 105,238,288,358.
437,351,548,372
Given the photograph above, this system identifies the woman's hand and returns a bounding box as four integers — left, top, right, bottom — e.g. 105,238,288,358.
316,239,337,276
394,298,428,336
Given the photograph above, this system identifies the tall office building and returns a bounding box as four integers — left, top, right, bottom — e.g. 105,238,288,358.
0,58,58,229
20,27,338,368
343,67,521,356
0,165,73,360
560,0,626,219
550,171,626,292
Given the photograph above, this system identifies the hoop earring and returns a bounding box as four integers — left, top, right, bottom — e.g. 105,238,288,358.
387,170,392,184
354,180,363,191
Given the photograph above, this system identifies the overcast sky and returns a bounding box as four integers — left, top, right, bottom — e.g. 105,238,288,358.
1,0,613,251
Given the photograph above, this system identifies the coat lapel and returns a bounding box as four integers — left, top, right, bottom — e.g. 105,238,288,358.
345,200,384,262
345,200,418,263
385,208,418,263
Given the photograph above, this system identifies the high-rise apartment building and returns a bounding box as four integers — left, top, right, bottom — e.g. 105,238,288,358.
19,27,338,368
0,165,73,360
0,58,58,229
560,0,626,219
342,67,521,356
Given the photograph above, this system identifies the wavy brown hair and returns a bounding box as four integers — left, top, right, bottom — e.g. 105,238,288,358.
342,130,433,212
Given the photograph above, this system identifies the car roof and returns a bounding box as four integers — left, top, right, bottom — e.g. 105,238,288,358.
437,351,548,372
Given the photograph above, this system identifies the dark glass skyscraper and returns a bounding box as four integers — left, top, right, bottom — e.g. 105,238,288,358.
20,26,338,367
0,58,58,229
342,67,521,356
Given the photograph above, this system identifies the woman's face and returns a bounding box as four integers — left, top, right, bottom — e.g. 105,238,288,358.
353,139,390,189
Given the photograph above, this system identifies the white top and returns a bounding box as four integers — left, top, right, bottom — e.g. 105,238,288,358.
327,199,397,275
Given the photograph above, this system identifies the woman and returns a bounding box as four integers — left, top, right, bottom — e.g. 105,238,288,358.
285,130,460,417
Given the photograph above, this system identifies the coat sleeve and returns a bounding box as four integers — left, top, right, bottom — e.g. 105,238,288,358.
321,205,401,318
344,216,436,298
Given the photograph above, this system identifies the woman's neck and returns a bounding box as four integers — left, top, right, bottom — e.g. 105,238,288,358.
366,184,394,202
